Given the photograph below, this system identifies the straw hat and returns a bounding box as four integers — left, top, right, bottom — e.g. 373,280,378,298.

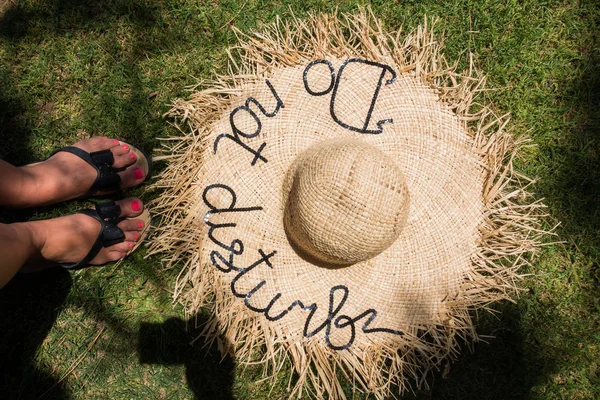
149,9,546,399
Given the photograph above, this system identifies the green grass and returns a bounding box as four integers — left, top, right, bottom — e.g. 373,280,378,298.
1,0,599,399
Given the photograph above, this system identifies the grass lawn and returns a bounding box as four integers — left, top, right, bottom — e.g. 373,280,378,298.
1,0,599,399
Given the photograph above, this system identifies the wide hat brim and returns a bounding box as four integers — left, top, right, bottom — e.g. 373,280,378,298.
148,9,547,399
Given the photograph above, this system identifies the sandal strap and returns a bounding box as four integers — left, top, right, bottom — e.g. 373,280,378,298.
52,146,122,195
95,200,121,220
61,207,125,270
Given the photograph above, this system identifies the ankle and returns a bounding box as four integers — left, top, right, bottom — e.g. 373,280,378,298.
24,221,46,250
18,164,55,207
0,161,39,208
3,221,44,263
4,165,50,208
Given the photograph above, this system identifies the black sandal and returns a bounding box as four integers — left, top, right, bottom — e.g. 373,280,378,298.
50,141,152,198
61,200,151,270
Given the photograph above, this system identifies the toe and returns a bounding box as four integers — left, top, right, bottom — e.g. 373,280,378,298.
112,143,131,156
111,144,149,190
123,230,142,242
117,218,144,233
111,145,136,169
108,240,134,254
77,136,120,152
105,250,126,263
119,166,146,189
115,198,144,218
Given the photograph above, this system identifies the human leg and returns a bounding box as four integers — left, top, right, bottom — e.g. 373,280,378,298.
0,221,39,288
0,198,146,288
0,137,148,208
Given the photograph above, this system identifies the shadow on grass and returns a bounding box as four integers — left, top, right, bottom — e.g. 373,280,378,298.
537,3,600,294
0,84,34,164
0,268,73,400
0,0,158,40
404,303,548,400
138,315,235,400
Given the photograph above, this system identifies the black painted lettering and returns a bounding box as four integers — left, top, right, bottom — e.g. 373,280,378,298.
303,59,336,96
202,184,263,214
329,58,397,134
230,249,277,298
213,79,284,165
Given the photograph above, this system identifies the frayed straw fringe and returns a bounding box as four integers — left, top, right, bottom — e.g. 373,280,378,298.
146,7,549,399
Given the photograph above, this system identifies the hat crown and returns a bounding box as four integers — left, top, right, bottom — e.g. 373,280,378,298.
283,138,410,266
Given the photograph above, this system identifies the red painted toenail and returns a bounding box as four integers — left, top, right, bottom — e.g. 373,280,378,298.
121,253,127,258
138,221,143,229
123,144,129,150
133,168,144,180
129,242,135,249
113,139,120,145
130,152,136,161
134,233,140,241
103,136,108,138
131,200,141,211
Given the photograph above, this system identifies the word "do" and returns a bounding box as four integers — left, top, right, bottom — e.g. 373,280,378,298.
303,58,397,134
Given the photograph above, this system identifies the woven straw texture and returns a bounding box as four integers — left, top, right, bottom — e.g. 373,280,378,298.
283,138,410,265
148,9,547,399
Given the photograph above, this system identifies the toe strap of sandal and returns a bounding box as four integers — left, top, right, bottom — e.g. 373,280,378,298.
53,146,122,195
89,149,122,192
95,200,121,220
61,203,125,270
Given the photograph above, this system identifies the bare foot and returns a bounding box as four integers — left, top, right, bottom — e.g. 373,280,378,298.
20,198,146,269
19,137,148,206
